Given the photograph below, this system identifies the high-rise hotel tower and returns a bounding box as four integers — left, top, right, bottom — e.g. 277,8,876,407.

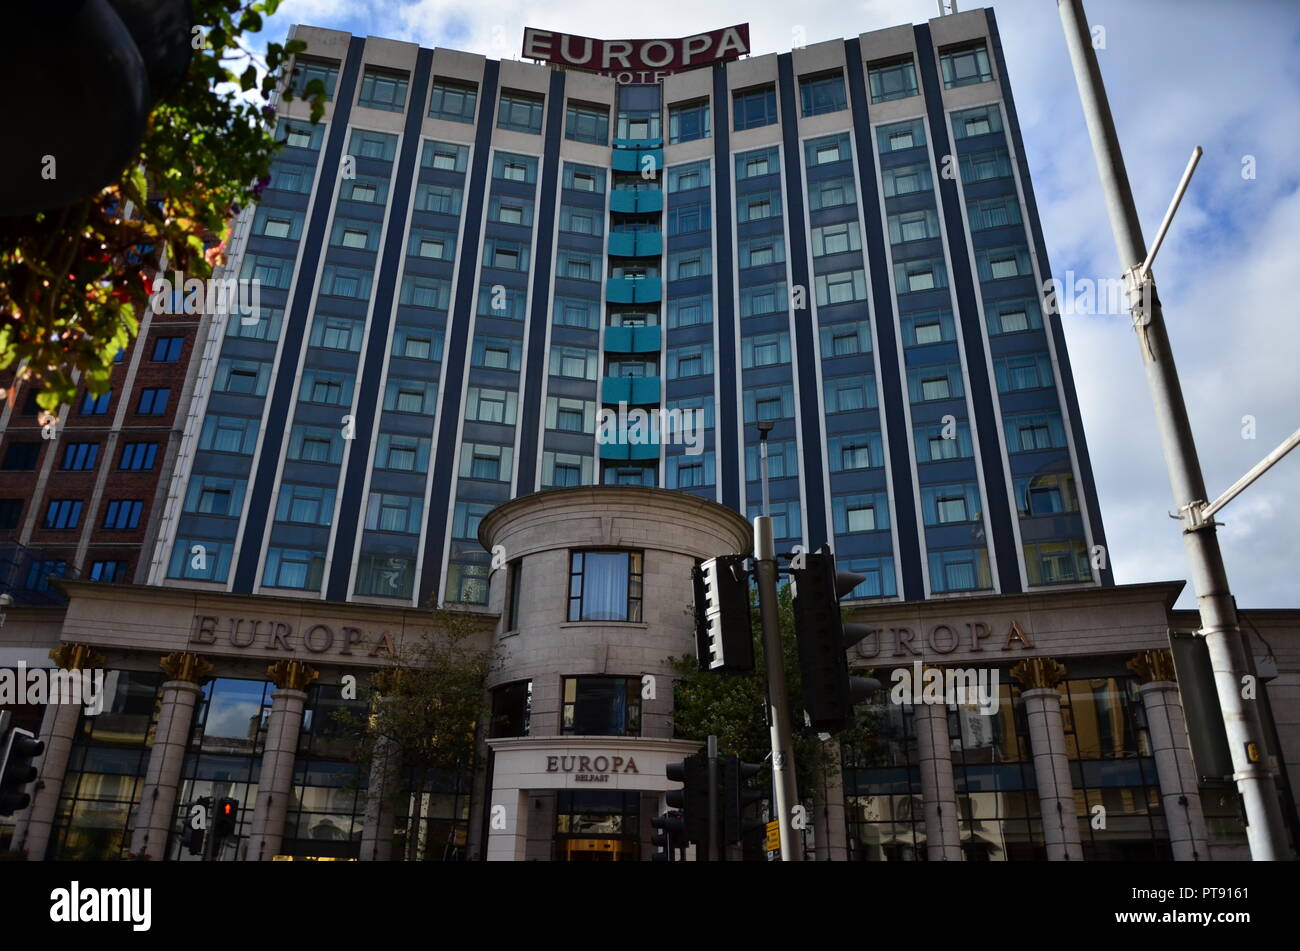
145,7,1111,610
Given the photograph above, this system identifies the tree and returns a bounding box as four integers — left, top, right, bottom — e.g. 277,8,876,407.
0,0,325,412
335,610,494,861
669,583,878,809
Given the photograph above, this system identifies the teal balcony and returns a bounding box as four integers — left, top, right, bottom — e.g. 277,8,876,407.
603,325,661,354
613,136,664,149
606,231,663,257
599,439,661,461
605,277,661,305
609,188,663,214
611,148,664,174
601,376,661,405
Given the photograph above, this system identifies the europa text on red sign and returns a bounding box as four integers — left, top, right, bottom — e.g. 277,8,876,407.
521,24,750,78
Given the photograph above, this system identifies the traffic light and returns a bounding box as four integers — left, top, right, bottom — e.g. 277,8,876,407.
721,755,765,846
213,797,239,852
650,810,681,862
790,545,880,732
664,751,710,854
0,712,45,817
692,554,754,672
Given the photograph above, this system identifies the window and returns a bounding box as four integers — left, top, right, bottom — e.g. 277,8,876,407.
733,85,778,130
989,299,1041,335
348,128,398,162
102,499,143,530
960,148,1013,184
869,56,918,102
119,442,158,470
460,443,513,482
491,677,533,738
341,176,387,204
151,337,183,362
136,387,170,415
567,551,643,622
1016,473,1079,518
321,264,373,299
263,547,325,590
742,332,790,369
466,386,517,424
543,451,592,488
274,484,335,526
670,345,712,379
668,453,715,489
904,310,954,347
489,197,533,227
800,71,847,116
563,163,604,193
550,345,597,380
89,560,128,582
421,140,469,172
668,162,710,193
877,118,926,154
384,377,437,415
44,499,83,530
1006,411,1066,452
995,353,1052,393
400,275,450,309
669,248,712,280
808,176,855,211
736,147,779,180
447,561,489,604
289,425,343,465
669,99,710,143
915,420,974,463
429,78,477,122
365,492,424,534
377,434,430,472
811,221,862,257
290,58,339,100
833,493,888,534
816,269,867,306
804,133,851,168
331,218,377,251
941,42,993,88
81,390,112,415
358,67,408,111
561,676,642,736
2,442,40,471
969,195,1022,231
743,385,793,424
897,259,948,293
888,209,940,244
882,162,932,198
978,245,1031,281
952,104,1004,139
559,205,600,236
415,183,462,215
929,547,991,592
824,375,876,413
667,202,706,236
1025,540,1091,586
923,484,981,526
740,281,787,318
61,442,99,471
821,320,871,358
566,101,609,144
309,315,363,352
0,499,22,530
498,90,545,133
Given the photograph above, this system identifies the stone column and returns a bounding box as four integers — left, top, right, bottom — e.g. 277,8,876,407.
812,739,849,861
486,788,528,861
12,644,104,860
129,652,213,859
360,697,400,861
913,690,962,861
1128,649,1210,861
244,660,317,861
1012,658,1083,861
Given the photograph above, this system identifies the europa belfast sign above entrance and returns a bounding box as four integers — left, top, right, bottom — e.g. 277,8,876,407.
521,24,750,79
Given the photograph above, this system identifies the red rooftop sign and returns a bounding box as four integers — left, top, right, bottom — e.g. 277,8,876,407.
522,24,750,78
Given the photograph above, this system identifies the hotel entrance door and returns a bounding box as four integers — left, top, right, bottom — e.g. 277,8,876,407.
553,790,641,862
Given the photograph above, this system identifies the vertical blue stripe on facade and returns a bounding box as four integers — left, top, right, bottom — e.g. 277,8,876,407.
711,64,741,512
844,38,924,601
913,24,1021,594
985,10,1113,585
776,53,828,550
514,68,567,495
325,46,434,601
419,60,500,607
233,36,366,593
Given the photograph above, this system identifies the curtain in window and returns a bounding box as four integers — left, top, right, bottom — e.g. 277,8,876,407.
580,553,629,621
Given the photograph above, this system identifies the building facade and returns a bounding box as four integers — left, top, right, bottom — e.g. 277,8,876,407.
1,485,1296,861
133,6,1108,615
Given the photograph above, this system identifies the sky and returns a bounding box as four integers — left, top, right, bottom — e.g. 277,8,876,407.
259,0,1300,608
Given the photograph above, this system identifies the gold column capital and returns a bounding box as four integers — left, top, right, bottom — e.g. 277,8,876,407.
1010,657,1068,690
1126,648,1178,684
267,659,319,691
159,651,214,685
49,643,106,671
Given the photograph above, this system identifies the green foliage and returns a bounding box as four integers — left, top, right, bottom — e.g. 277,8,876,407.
0,0,324,411
669,584,877,800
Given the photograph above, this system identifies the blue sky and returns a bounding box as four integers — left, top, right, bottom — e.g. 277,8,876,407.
261,0,1300,607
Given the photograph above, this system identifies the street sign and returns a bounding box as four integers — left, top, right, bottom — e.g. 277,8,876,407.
765,820,780,852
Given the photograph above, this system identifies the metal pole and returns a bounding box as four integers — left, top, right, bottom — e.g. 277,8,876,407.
758,421,773,517
707,735,720,862
754,515,802,861
1058,0,1290,859
1203,427,1300,522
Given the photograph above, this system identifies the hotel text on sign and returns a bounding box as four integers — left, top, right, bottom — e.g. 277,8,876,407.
522,25,750,76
